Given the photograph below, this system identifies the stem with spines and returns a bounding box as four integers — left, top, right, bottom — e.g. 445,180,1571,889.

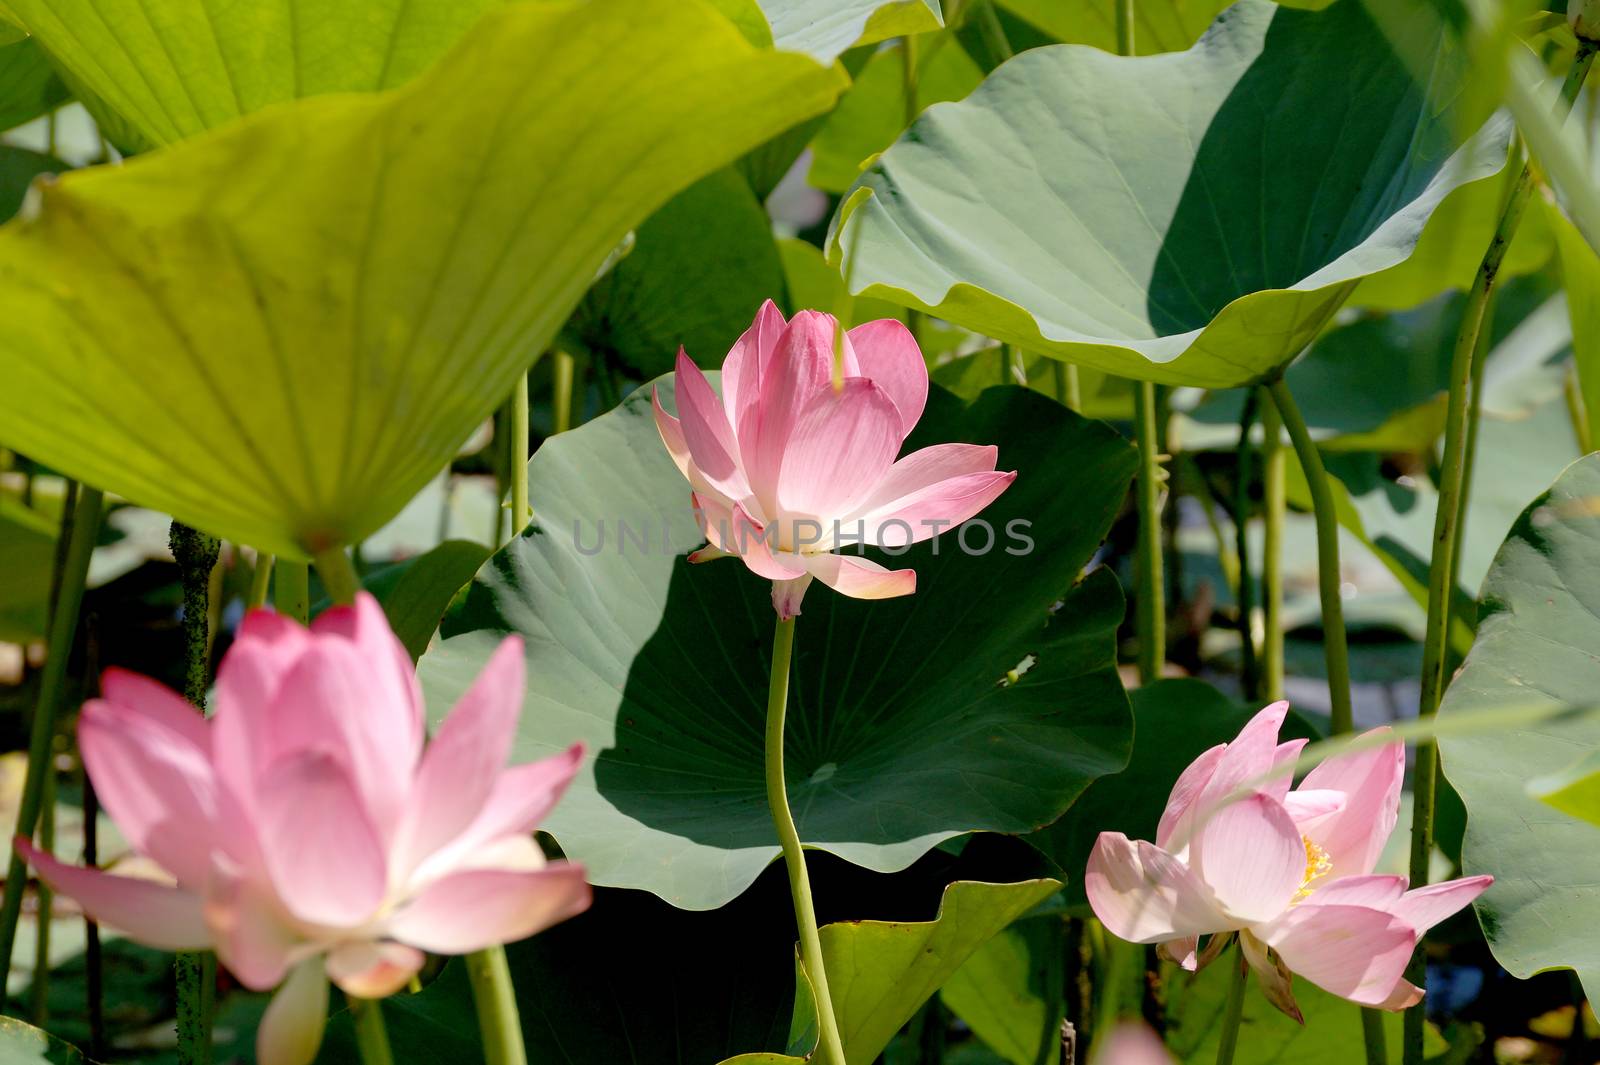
1403,39,1597,1065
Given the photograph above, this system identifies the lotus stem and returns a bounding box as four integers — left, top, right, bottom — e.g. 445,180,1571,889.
0,486,103,999
509,372,531,541
170,521,221,1065
1404,41,1596,1065
973,0,1013,63
766,617,847,1065
1265,380,1352,735
350,995,396,1065
1235,390,1260,700
1362,1007,1388,1065
28,760,53,1025
1258,390,1285,702
275,558,310,623
552,350,576,435
248,552,274,609
464,946,528,1065
1115,0,1134,55
313,547,362,607
1134,381,1164,684
1214,949,1247,1065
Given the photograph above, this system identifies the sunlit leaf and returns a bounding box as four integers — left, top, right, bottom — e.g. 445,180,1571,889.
0,496,54,643
0,0,844,558
0,1016,82,1063
1440,453,1600,1000
0,0,508,145
939,916,1063,1065
419,382,1135,909
830,0,1508,387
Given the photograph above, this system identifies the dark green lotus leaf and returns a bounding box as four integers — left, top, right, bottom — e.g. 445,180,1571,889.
829,0,1509,387
561,168,786,382
0,496,54,643
0,36,66,132
420,382,1136,909
1439,454,1600,1000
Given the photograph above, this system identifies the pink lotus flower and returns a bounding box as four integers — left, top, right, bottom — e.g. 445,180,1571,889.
1090,1024,1172,1065
653,300,1016,619
16,594,588,1065
1085,701,1491,1018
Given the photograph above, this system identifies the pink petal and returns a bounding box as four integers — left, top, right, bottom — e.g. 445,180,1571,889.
1374,979,1425,1011
78,693,216,888
728,504,810,583
1084,832,1224,944
1156,744,1227,852
205,864,305,990
1157,936,1199,970
409,746,585,885
1390,876,1493,933
212,610,313,835
1268,739,1308,802
772,575,813,619
1260,902,1415,1007
776,378,903,522
652,386,695,483
397,637,529,874
1300,874,1406,911
1297,728,1403,879
802,553,916,601
256,958,328,1065
1187,702,1292,833
721,299,787,439
99,668,210,749
388,863,591,954
846,318,927,438
325,942,425,998
1189,793,1304,924
674,349,752,504
1089,1024,1172,1065
16,838,209,951
845,448,1015,549
741,310,835,513
256,753,389,929
1282,788,1346,831
311,592,425,765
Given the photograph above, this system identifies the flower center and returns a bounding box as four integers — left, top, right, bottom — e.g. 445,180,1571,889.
1294,836,1333,903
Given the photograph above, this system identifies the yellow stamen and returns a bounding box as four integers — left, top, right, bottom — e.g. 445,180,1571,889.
1293,837,1332,902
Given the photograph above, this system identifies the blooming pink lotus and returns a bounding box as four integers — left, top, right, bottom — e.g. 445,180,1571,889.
1085,701,1491,1017
653,300,1016,619
1091,1025,1173,1065
16,594,588,1065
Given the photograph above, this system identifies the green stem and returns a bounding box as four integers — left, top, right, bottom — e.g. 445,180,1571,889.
1134,380,1164,684
973,0,1013,63
552,351,576,434
314,547,362,607
1115,0,1134,55
0,487,103,998
274,558,309,623
1215,950,1247,1065
1403,42,1597,1065
1266,379,1353,735
350,995,396,1065
28,763,53,1025
169,522,220,1065
248,553,274,609
1258,390,1285,702
464,946,528,1065
1362,1005,1389,1065
766,618,847,1065
1235,390,1260,700
509,372,531,541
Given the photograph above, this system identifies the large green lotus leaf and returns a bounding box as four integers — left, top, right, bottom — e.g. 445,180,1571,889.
997,0,1229,53
1029,679,1321,908
723,878,1061,1064
778,237,907,326
419,382,1136,909
808,35,983,194
0,0,843,559
938,915,1063,1065
0,144,57,226
829,0,1508,388
0,0,508,145
560,168,787,382
1438,454,1600,1000
0,36,66,132
759,0,943,62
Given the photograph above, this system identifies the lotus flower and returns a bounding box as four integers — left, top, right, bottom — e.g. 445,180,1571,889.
653,300,1016,619
16,594,588,1065
1090,1025,1173,1065
1084,701,1491,1018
